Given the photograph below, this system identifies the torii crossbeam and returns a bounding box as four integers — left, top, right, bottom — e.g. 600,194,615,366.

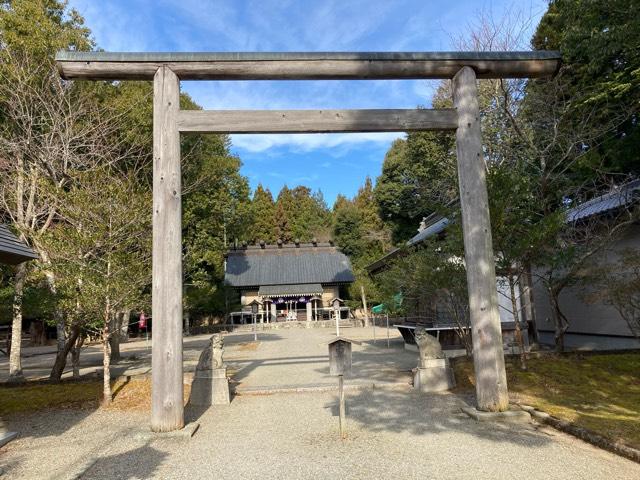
56,50,561,432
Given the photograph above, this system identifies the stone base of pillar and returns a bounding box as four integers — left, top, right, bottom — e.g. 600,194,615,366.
190,367,230,406
413,359,455,392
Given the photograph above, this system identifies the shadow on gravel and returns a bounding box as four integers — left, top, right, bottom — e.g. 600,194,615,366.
184,403,211,424
1,405,96,441
333,389,552,448
223,332,285,345
310,342,416,384
81,443,167,480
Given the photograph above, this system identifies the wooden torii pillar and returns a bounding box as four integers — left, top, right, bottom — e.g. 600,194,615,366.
56,51,560,431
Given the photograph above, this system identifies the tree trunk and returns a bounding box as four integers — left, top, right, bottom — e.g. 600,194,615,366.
360,285,370,328
102,321,112,406
120,309,130,341
42,265,66,355
56,316,66,353
109,312,122,363
521,265,539,344
71,334,84,378
550,291,568,353
49,324,80,382
508,275,527,370
8,262,27,382
184,310,191,336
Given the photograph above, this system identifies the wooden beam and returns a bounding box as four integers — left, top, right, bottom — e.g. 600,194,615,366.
55,51,561,80
176,109,458,133
453,66,509,412
151,66,184,432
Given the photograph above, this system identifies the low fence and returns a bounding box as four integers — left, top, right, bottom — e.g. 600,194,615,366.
190,318,359,335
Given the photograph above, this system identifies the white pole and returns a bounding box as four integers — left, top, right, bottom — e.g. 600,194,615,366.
338,374,346,438
336,308,340,337
373,315,376,344
253,313,257,342
386,313,390,349
360,285,370,328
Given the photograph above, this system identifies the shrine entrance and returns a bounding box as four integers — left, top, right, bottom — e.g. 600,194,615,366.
55,50,560,432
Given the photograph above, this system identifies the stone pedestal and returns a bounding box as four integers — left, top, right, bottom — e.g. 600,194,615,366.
413,358,455,392
0,430,17,448
461,406,531,423
190,367,230,406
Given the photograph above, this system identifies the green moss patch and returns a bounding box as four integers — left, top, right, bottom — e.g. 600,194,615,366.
453,353,640,449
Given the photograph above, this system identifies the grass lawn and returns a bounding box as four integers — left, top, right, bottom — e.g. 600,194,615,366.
453,352,640,449
0,377,191,416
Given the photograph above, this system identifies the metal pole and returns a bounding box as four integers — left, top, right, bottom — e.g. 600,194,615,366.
336,308,340,337
338,374,346,438
386,314,390,349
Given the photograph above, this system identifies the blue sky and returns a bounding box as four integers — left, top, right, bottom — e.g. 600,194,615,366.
68,0,548,206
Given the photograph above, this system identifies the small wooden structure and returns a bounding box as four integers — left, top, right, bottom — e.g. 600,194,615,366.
328,337,354,376
56,50,561,431
327,336,358,438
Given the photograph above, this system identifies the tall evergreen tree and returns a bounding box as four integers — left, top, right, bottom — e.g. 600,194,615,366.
333,202,364,258
374,129,456,243
531,0,640,177
274,186,293,242
250,184,276,243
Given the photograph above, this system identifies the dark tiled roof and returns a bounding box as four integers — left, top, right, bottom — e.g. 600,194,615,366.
0,224,38,265
225,243,354,287
258,284,323,298
565,179,640,222
366,215,450,274
407,217,450,246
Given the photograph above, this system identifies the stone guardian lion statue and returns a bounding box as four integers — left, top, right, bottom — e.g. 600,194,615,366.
196,333,225,370
414,327,444,367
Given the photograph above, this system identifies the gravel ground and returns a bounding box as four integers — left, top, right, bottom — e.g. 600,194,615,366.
0,334,211,382
2,390,639,480
0,327,417,387
2,328,639,479
224,327,416,389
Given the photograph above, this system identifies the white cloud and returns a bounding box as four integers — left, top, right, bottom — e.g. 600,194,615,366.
230,132,404,153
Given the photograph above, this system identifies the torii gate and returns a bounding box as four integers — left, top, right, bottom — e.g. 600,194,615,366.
56,51,560,432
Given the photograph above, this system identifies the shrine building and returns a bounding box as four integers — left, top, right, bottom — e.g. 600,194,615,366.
224,241,355,323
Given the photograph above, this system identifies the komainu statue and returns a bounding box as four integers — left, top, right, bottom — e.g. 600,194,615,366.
197,333,225,370
211,334,224,368
414,327,444,366
191,333,230,405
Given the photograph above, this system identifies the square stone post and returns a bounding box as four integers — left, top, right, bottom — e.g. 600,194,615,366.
453,66,509,412
306,301,312,323
151,66,184,432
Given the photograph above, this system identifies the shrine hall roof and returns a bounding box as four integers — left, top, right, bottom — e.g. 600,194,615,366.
225,242,354,288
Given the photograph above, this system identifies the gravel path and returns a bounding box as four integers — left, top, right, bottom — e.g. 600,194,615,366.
2,390,639,479
224,327,416,390
0,326,418,387
2,327,639,479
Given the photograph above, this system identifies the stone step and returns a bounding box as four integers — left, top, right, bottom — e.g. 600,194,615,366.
234,381,411,395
